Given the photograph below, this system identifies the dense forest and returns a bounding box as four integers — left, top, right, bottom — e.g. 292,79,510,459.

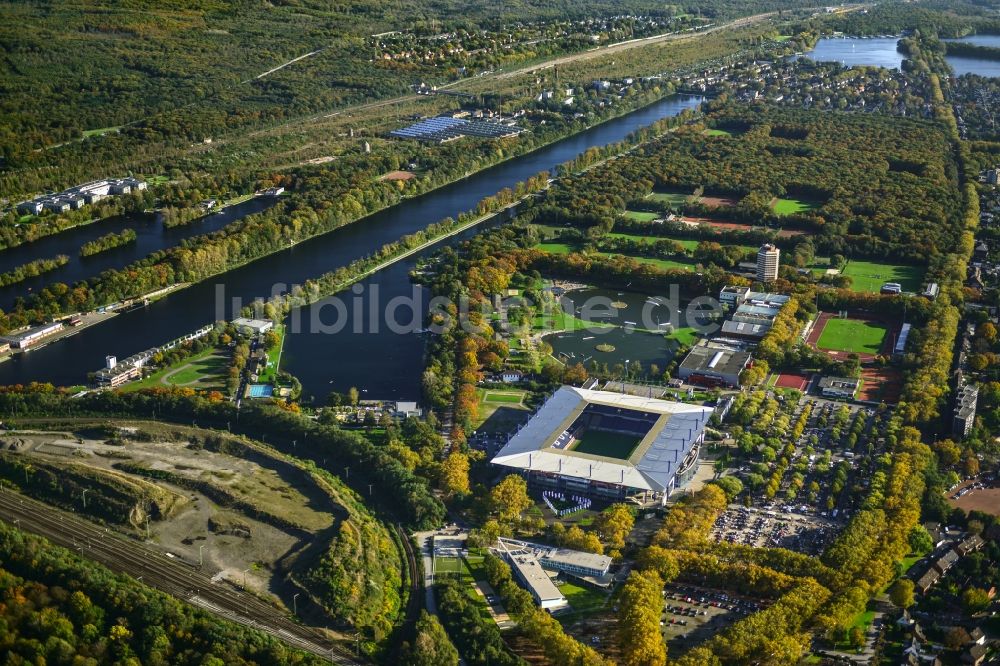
0,521,323,665
541,103,964,261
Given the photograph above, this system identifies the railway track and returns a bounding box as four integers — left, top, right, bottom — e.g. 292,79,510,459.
0,490,360,664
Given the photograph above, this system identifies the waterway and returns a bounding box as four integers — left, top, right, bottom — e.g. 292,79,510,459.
803,35,1000,77
0,198,277,310
0,93,705,397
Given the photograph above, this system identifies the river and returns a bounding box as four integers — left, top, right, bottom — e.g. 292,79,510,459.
0,94,704,398
0,198,277,311
803,35,1000,77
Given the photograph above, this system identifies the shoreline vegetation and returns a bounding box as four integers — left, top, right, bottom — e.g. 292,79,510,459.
79,228,137,257
0,254,70,288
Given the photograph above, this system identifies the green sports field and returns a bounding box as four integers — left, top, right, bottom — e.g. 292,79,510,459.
841,260,924,293
817,318,888,355
771,197,819,216
704,128,732,137
646,191,690,206
484,391,524,404
622,210,660,222
536,242,577,255
570,429,643,460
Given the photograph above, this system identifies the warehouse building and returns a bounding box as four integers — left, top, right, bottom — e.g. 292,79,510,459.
2,322,64,349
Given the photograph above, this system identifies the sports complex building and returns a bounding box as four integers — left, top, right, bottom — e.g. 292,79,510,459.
491,387,713,506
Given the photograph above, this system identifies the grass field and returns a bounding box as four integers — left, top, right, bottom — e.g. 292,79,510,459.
257,324,285,384
817,318,888,355
841,260,924,293
622,210,660,222
484,391,524,404
607,232,699,250
771,197,819,216
119,347,229,392
536,242,577,255
82,125,122,138
704,128,732,137
166,352,229,385
666,326,699,346
646,191,690,206
474,388,531,432
570,429,643,459
558,579,610,617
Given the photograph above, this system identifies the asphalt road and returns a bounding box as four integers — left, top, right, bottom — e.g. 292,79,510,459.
0,489,360,664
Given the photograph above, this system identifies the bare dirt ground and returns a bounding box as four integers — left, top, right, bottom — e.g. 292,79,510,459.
4,428,338,601
949,484,1000,516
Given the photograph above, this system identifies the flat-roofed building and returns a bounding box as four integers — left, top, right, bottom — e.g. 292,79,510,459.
678,341,751,387
232,318,274,336
818,376,860,400
539,547,612,578
3,322,63,349
505,551,568,611
94,363,142,388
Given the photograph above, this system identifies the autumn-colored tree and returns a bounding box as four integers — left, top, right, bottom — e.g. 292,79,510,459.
490,475,532,523
439,452,470,496
618,569,667,666
888,579,914,609
595,503,635,555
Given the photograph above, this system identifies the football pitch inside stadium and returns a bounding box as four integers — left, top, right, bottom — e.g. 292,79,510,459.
570,429,643,460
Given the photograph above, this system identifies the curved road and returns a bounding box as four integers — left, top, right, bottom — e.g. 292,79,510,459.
0,489,360,664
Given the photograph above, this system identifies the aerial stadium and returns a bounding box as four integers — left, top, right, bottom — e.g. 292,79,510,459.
491,386,713,506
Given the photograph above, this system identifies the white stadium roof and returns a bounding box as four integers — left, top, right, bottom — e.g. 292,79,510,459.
491,386,713,493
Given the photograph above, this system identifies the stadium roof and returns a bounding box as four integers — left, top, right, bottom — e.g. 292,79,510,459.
491,386,712,493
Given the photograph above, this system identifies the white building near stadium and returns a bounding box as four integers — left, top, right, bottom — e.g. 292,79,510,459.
491,386,713,506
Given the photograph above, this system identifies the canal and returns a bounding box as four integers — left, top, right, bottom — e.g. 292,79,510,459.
0,94,704,397
0,198,278,311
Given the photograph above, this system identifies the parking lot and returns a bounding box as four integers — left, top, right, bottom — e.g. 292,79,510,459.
710,505,841,555
661,583,768,650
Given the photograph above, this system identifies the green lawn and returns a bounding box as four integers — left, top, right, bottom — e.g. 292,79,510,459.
606,233,699,250
119,347,229,393
599,252,694,271
82,125,122,138
570,429,643,460
772,197,819,216
622,210,660,222
558,579,610,617
646,191,691,206
166,352,229,385
666,326,700,346
484,391,524,404
841,260,924,293
817,318,888,355
536,242,577,255
475,388,532,431
257,324,285,384
532,308,611,332
704,128,733,137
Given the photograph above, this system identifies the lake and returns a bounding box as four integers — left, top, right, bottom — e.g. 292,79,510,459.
803,36,1000,77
